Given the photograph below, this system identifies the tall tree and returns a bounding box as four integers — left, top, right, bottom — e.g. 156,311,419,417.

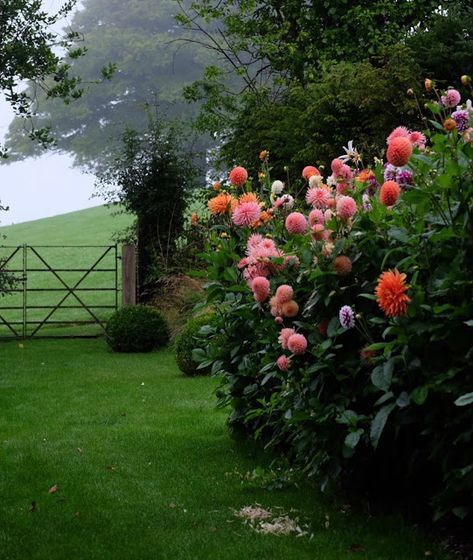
0,0,113,157
4,0,215,169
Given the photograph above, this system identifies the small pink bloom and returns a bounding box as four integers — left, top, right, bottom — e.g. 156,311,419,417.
232,202,261,227
336,181,351,195
331,158,344,175
309,208,325,226
287,333,308,355
270,296,283,317
311,223,325,241
441,89,461,108
306,186,332,209
285,212,307,234
251,276,270,302
246,233,264,252
275,316,284,325
339,164,353,181
275,284,293,303
278,328,295,350
277,355,291,371
409,131,426,149
336,196,357,220
387,126,410,145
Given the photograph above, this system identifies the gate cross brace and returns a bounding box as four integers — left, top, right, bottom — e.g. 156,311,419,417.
28,246,113,337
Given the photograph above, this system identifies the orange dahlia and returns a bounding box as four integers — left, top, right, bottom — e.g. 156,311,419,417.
443,118,457,132
375,269,411,317
239,192,259,205
387,137,413,167
380,180,401,207
208,193,236,215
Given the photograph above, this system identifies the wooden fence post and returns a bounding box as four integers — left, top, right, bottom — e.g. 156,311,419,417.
122,244,137,306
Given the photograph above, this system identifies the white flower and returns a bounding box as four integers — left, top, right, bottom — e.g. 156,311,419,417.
308,174,323,188
339,140,361,164
281,194,294,209
326,174,337,187
456,100,473,113
271,180,284,195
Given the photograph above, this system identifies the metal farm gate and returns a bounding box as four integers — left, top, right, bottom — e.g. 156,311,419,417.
0,245,119,339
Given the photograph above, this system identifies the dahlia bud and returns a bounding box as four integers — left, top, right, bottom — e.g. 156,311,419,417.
461,75,471,86
406,88,414,97
424,78,433,92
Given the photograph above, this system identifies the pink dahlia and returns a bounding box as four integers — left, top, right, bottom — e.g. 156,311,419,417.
331,158,344,175
287,333,308,355
387,126,410,145
246,233,264,252
278,328,296,350
306,186,332,209
232,202,261,227
275,284,294,303
285,212,307,234
409,131,426,149
339,164,353,182
441,89,461,108
309,208,325,226
276,355,291,372
336,196,357,220
251,276,270,302
229,166,248,187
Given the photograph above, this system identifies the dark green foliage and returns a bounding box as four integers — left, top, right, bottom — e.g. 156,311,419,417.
94,116,197,289
174,313,217,376
221,46,421,176
408,3,473,86
105,305,169,352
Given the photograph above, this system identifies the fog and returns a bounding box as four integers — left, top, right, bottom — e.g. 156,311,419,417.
0,0,105,227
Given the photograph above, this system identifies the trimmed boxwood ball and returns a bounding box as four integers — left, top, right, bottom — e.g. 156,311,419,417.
106,305,169,352
175,313,216,376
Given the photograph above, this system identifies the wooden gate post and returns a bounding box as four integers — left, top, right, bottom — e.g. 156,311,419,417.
122,244,137,306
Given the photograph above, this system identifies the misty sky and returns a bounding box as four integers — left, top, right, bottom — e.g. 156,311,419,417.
0,0,105,227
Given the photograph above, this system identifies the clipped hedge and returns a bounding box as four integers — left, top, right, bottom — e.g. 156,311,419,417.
106,305,169,352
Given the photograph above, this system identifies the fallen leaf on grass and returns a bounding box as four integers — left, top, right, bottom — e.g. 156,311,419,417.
76,448,83,454
74,511,80,517
48,484,58,494
106,465,116,471
347,543,365,553
28,501,37,513
169,503,177,509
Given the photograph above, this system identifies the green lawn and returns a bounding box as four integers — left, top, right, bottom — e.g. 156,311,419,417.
0,206,133,338
0,339,448,560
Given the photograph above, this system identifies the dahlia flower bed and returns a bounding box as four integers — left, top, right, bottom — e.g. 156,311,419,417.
193,84,473,522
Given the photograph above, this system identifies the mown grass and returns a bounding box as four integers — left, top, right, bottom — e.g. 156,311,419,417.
0,339,449,560
0,206,133,338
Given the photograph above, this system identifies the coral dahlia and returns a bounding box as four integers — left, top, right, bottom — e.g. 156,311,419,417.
380,181,401,207
251,276,270,302
336,196,357,220
276,355,291,372
375,269,411,317
334,255,352,276
229,166,248,187
387,137,412,167
275,284,294,303
302,166,320,180
278,328,296,350
287,333,308,355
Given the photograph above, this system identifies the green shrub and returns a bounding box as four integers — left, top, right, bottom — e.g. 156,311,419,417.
175,313,217,376
106,305,169,352
194,87,473,522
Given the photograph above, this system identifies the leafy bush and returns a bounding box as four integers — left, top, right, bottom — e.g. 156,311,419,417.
194,83,473,522
106,305,169,352
174,313,217,376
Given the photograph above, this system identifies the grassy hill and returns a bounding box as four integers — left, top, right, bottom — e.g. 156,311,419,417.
0,206,133,339
0,205,132,246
